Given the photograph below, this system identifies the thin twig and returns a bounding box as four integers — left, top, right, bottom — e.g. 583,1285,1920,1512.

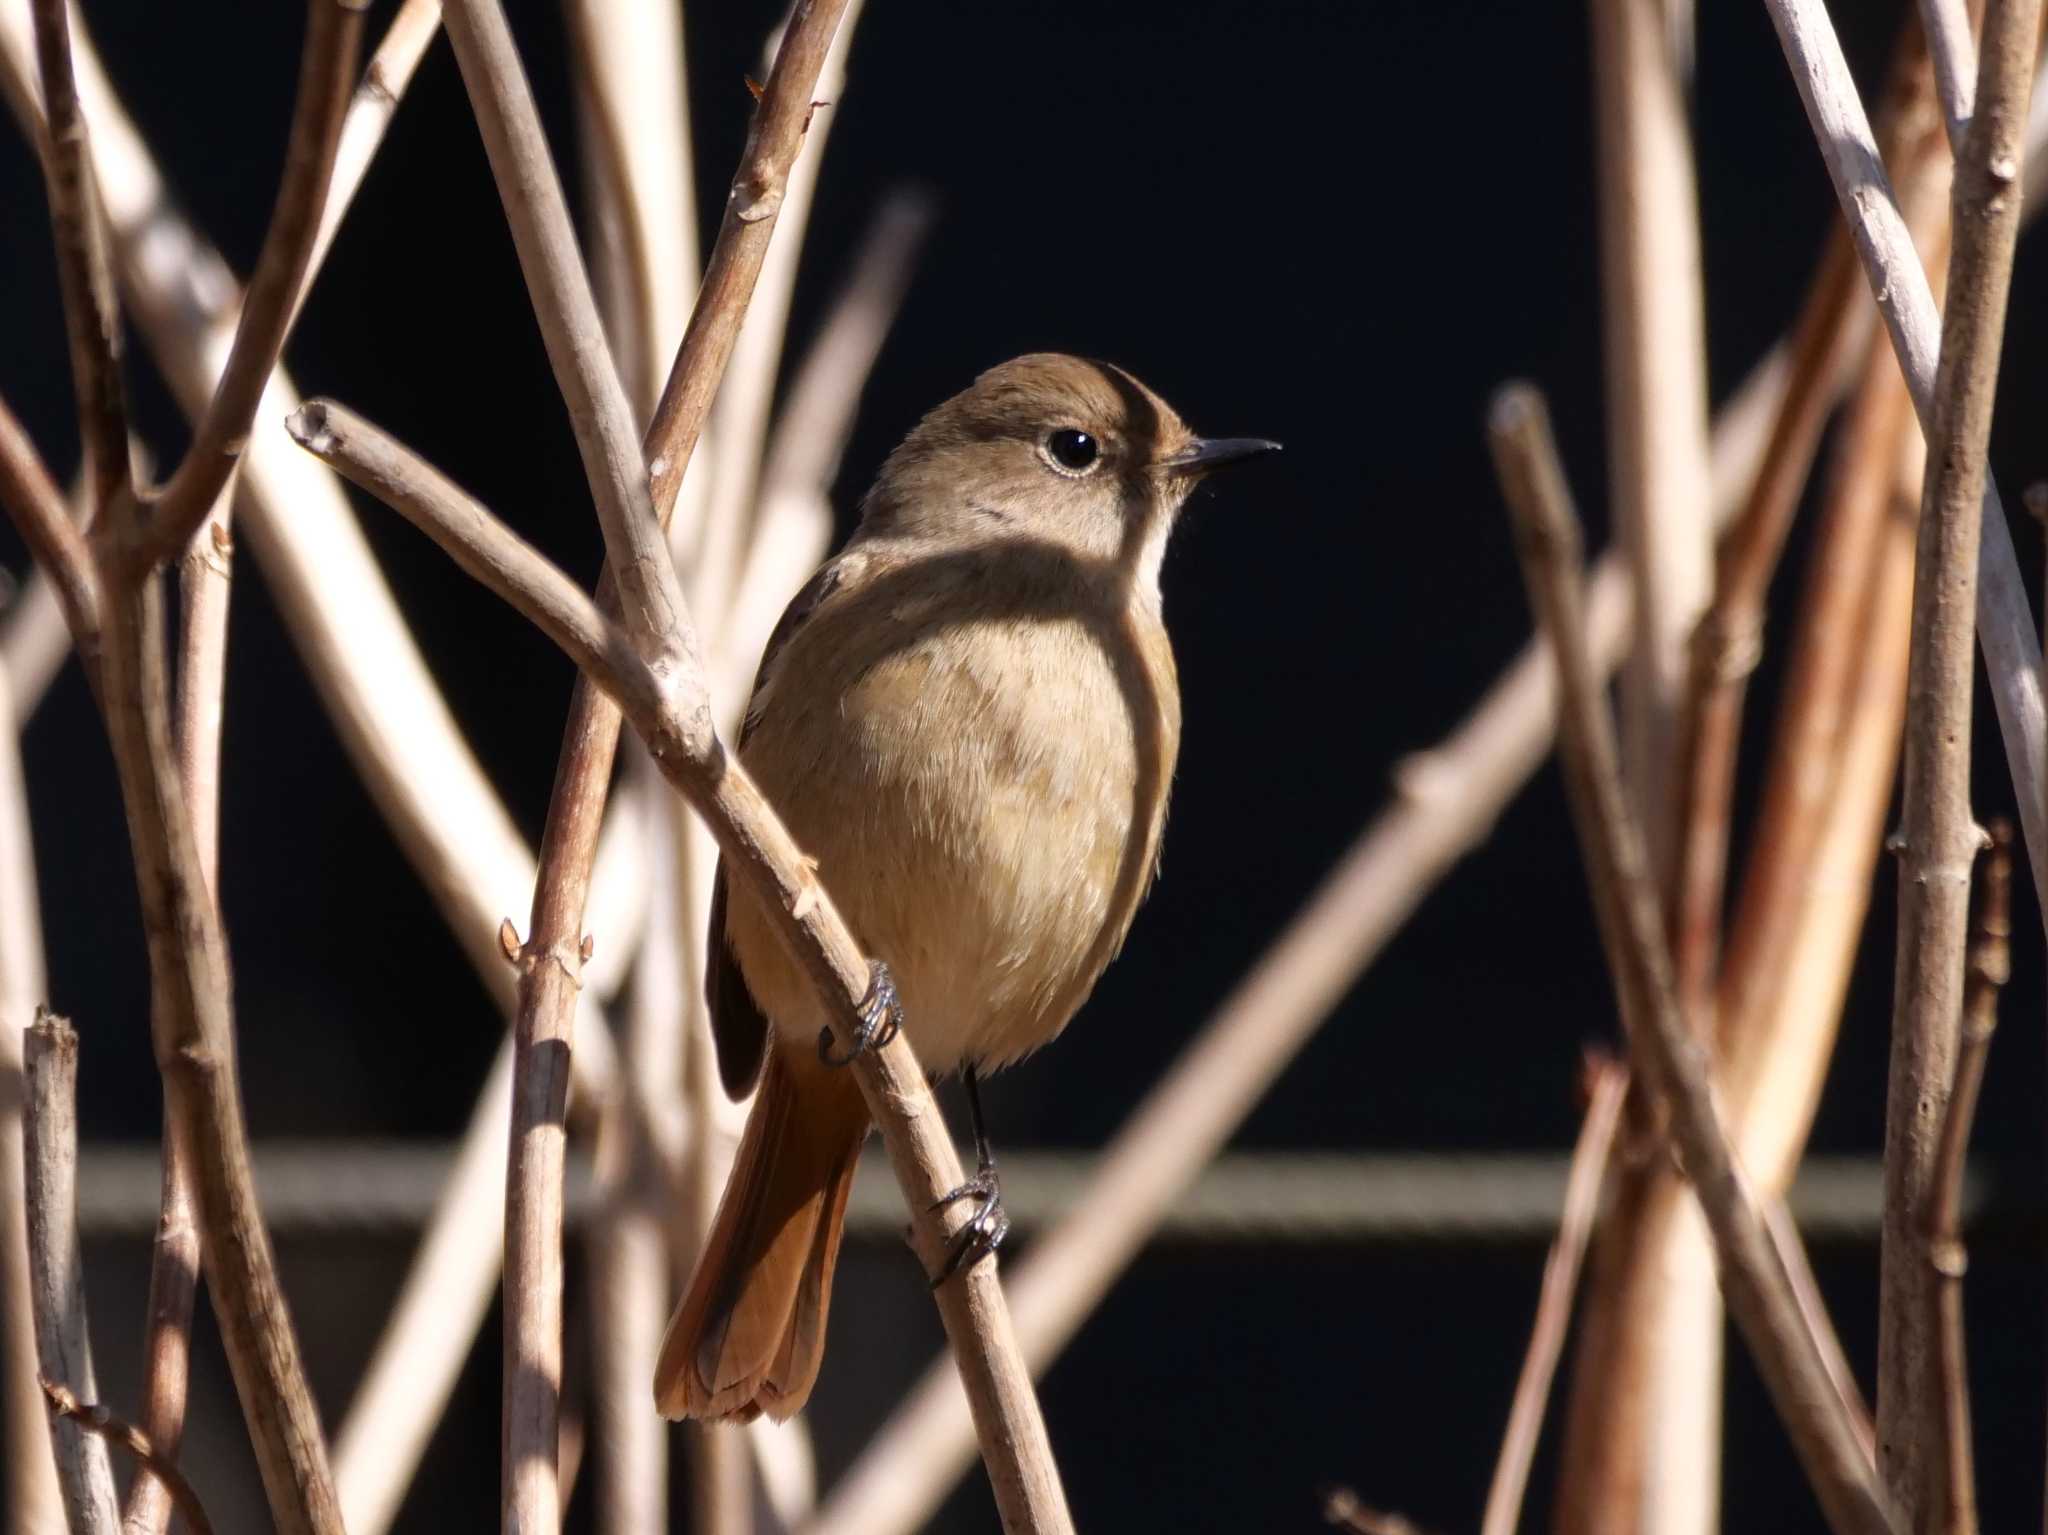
645,0,856,523
42,1380,216,1535
1589,0,1713,892
1480,1055,1627,1535
125,475,237,1535
27,0,127,509
0,395,100,670
1919,0,1980,144
1762,0,2048,927
0,567,70,720
141,0,363,564
690,0,864,636
1925,823,2009,1535
1489,383,1896,1535
22,1013,120,1535
0,644,61,1533
1873,0,2039,1519
288,398,1077,1535
430,1,852,1528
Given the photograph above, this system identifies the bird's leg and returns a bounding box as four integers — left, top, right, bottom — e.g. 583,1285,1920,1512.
929,1065,1010,1287
819,959,902,1066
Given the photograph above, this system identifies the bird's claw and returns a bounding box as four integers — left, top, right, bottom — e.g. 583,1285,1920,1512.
928,1163,1008,1288
818,961,902,1067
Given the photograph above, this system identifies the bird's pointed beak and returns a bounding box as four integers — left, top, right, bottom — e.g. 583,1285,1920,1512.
1163,436,1283,477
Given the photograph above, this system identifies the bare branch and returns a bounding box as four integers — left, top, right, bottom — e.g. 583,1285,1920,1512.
1589,0,1713,891
42,1380,215,1535
1875,0,2041,1518
27,0,128,508
287,401,642,698
1481,1056,1627,1535
143,0,363,563
441,0,694,681
645,0,857,522
284,400,1077,1535
1489,382,1896,1535
22,1013,120,1535
689,0,863,633
1926,826,2007,1535
0,642,60,1533
1761,0,2048,926
0,396,100,665
1919,0,1979,144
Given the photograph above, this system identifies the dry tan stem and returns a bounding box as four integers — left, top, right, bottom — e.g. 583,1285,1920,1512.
1920,0,1981,143
645,0,856,522
1876,2,2038,1519
1927,824,2009,1535
288,398,1075,1535
27,0,127,508
1479,1055,1627,1535
124,476,237,1535
1490,383,1896,1535
430,1,853,1527
1762,0,2048,922
689,0,863,633
563,0,696,423
1670,229,1867,1015
42,1380,215,1535
0,396,101,666
22,1014,120,1535
141,0,363,564
0,655,61,1535
1716,45,1952,1182
1589,0,1713,897
0,568,69,720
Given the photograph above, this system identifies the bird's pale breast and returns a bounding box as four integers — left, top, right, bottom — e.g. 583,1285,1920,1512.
725,554,1180,1075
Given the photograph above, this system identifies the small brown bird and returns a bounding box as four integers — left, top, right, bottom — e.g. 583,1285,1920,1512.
654,353,1277,1422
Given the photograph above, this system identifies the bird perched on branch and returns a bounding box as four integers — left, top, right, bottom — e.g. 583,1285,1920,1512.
654,353,1278,1422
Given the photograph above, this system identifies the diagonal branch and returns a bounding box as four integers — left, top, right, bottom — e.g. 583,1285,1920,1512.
288,397,1076,1535
1489,382,1896,1535
141,0,363,565
430,2,854,1529
1761,0,2048,927
27,0,127,509
42,1380,215,1535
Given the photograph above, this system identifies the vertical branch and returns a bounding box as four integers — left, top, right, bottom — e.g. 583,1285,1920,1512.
1876,1,2038,1521
125,474,238,1535
431,2,852,1531
27,0,128,508
1590,0,1713,884
22,1014,120,1535
0,659,61,1535
1927,824,2008,1535
689,0,864,634
1490,384,1894,1535
1479,1055,1627,1535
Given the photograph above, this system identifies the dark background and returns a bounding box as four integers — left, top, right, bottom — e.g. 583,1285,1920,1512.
4,0,2047,1530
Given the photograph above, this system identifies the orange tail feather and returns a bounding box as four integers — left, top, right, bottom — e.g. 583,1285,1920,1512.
654,1045,869,1421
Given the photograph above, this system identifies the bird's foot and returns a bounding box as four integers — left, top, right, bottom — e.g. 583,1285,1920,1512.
818,961,902,1067
928,1158,1009,1288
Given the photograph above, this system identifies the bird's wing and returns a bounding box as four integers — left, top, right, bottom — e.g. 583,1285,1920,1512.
706,557,851,1098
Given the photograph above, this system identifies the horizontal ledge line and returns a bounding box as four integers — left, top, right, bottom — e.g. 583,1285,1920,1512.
64,1144,2009,1244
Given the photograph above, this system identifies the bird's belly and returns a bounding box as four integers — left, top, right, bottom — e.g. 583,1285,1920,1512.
728,617,1173,1076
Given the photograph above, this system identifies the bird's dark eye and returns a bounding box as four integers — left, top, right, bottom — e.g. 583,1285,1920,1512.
1045,428,1100,472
